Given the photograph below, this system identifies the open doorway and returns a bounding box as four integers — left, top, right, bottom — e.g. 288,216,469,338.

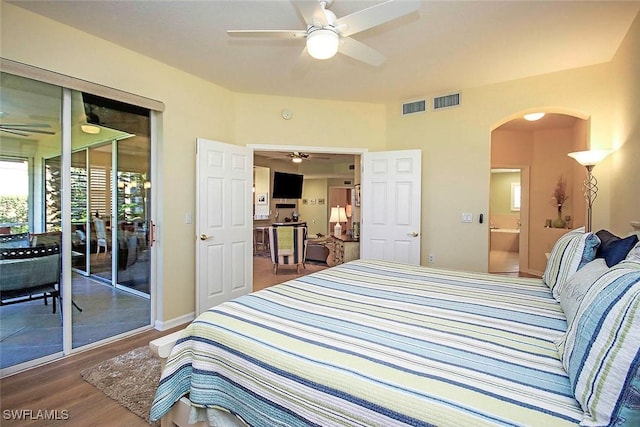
489,168,522,274
251,146,364,290
490,112,588,277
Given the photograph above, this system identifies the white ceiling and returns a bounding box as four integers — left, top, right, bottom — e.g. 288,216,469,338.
8,0,639,104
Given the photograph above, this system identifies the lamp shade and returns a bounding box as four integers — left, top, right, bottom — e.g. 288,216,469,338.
329,206,347,223
568,150,612,166
306,29,339,60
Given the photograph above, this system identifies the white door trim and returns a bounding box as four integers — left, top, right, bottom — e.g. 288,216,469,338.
248,144,367,157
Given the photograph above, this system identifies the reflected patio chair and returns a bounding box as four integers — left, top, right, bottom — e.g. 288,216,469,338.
0,244,61,313
93,218,108,255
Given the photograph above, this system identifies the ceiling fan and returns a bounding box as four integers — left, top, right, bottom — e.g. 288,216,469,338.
289,152,310,163
0,123,56,137
227,0,420,66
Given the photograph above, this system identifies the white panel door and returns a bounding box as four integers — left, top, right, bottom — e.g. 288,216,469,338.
196,138,253,315
361,150,422,264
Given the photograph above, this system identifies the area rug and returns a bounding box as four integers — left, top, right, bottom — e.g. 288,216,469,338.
81,346,161,426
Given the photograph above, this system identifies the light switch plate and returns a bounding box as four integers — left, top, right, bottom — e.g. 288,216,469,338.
461,212,473,223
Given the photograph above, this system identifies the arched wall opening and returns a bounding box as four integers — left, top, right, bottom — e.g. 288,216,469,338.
489,110,589,276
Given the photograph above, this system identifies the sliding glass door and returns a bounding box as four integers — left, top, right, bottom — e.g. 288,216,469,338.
69,92,151,349
0,73,63,370
0,72,153,374
116,136,152,296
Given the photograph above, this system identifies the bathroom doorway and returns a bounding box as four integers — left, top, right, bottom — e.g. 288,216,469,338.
489,168,522,274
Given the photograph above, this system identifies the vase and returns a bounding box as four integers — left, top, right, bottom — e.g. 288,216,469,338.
552,205,566,228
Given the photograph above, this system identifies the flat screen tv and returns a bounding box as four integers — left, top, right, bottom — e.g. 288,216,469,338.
272,172,303,199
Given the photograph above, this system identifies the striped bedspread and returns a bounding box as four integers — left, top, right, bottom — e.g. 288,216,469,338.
151,259,584,426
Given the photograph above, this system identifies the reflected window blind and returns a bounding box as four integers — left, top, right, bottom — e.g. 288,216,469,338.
90,167,109,218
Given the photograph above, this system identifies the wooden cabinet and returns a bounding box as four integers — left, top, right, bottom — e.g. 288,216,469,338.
332,236,360,265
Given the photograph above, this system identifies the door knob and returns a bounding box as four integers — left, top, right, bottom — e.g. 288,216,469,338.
408,231,419,237
200,234,212,241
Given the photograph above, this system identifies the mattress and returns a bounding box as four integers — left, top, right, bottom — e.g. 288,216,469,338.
151,259,584,426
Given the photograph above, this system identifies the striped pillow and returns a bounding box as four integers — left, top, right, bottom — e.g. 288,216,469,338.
555,258,609,326
556,260,640,425
627,241,640,262
543,227,600,297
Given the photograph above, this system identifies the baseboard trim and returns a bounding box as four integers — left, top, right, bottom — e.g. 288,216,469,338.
155,312,195,331
526,269,544,278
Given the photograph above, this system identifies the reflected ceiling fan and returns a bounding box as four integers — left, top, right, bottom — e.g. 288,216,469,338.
0,123,56,137
227,0,420,66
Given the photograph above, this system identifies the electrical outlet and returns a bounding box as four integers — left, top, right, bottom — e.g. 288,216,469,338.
428,254,435,263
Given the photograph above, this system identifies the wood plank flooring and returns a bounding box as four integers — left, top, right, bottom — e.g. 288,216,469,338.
0,326,183,427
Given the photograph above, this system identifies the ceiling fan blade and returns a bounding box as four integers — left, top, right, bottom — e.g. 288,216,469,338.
16,128,57,135
338,37,386,67
227,30,307,39
337,0,421,37
0,125,56,135
0,123,51,128
0,128,29,137
292,0,328,28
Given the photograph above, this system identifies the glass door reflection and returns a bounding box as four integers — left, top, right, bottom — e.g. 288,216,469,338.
70,92,151,349
0,73,63,371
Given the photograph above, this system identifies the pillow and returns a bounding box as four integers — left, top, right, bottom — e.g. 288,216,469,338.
556,260,640,425
596,230,639,267
543,227,600,297
555,258,609,325
626,241,640,262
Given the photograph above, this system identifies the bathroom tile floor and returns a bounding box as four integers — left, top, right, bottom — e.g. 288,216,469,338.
489,250,520,274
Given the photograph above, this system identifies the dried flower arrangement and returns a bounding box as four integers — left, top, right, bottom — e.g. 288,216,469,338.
552,175,569,207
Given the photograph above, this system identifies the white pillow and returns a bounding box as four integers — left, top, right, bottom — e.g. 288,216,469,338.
555,258,608,325
543,227,601,297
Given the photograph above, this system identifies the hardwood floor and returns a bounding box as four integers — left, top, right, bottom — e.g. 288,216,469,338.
253,254,330,292
0,256,328,426
0,326,184,426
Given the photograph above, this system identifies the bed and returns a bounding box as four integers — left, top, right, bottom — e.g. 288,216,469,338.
150,228,640,427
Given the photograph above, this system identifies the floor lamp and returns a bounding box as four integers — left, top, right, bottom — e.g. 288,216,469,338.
567,149,612,232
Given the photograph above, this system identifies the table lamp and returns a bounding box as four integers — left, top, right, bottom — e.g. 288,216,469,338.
330,205,347,236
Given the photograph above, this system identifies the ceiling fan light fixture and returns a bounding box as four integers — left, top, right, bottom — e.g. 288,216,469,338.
306,29,339,60
292,157,303,163
81,124,101,134
524,112,545,121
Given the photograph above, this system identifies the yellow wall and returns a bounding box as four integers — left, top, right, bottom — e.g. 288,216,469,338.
490,172,520,217
1,2,237,321
609,9,640,235
2,2,638,323
299,179,329,236
384,40,636,270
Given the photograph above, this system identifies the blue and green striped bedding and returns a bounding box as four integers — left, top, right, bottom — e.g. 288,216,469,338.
151,259,584,426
